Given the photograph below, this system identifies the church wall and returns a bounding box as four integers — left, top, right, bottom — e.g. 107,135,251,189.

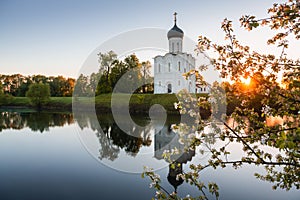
169,37,182,53
154,52,197,94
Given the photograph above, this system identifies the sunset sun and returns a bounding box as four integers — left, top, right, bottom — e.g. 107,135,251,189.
241,77,251,85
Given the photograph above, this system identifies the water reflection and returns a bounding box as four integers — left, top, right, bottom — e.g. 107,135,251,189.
74,111,186,173
0,110,299,199
0,110,198,192
74,113,154,160
0,111,74,132
154,124,195,193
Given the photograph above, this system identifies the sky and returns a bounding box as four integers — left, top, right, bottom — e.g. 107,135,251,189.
0,0,293,78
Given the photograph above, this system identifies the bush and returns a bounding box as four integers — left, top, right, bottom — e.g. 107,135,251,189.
26,83,50,109
0,93,13,105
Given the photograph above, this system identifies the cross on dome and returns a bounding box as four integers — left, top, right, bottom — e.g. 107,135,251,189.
174,12,177,24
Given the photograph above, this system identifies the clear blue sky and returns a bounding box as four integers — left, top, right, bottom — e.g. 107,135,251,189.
0,0,291,78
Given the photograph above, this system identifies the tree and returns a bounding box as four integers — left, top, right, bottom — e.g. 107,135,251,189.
0,84,3,95
26,82,50,109
48,76,75,97
144,1,300,199
141,61,152,93
74,74,92,97
97,50,118,93
0,83,13,105
95,52,150,94
16,77,32,96
64,78,75,97
123,54,142,93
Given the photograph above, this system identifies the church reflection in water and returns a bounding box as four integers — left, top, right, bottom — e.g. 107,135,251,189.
76,111,196,192
0,110,195,193
154,124,195,193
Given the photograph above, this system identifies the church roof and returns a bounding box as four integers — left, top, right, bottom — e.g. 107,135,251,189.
167,12,184,39
167,24,184,39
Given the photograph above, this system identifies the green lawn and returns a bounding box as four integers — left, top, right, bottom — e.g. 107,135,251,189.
4,93,208,113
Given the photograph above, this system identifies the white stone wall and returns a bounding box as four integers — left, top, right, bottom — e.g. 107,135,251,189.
169,37,182,53
154,52,197,94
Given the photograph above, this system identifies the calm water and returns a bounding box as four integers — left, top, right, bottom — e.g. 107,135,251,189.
0,110,298,200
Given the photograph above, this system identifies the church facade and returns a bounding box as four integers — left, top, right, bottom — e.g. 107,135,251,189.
154,13,209,94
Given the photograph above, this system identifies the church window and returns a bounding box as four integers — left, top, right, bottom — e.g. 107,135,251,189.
200,87,203,92
158,64,161,73
168,63,171,72
204,87,206,92
167,84,172,93
177,42,179,52
172,43,174,52
178,61,181,71
159,81,161,86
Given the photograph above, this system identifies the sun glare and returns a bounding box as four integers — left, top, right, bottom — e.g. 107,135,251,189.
241,77,251,85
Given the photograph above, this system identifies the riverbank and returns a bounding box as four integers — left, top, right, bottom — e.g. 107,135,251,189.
3,93,210,115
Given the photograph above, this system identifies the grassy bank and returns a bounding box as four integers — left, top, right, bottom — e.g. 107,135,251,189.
4,97,73,110
73,93,181,114
3,93,209,114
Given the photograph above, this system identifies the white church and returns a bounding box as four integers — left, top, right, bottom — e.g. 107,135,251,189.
154,13,209,94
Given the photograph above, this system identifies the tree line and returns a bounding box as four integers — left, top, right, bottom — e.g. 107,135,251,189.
74,51,153,97
0,74,75,97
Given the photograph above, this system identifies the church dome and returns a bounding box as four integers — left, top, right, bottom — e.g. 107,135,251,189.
167,12,184,39
167,24,184,39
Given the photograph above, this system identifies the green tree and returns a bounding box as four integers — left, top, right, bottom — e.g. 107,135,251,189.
95,52,147,94
97,50,118,94
16,77,32,96
109,60,128,89
0,83,13,105
26,82,50,109
0,84,4,96
124,54,142,93
74,74,92,96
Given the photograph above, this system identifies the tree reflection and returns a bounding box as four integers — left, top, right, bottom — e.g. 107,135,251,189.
0,111,74,133
73,113,153,160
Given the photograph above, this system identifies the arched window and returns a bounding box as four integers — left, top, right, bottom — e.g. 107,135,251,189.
158,64,161,73
172,43,174,52
177,42,179,52
178,61,181,71
167,84,172,93
168,63,171,72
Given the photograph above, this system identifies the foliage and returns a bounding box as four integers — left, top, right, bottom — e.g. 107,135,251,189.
141,61,153,93
0,84,14,105
143,0,300,199
96,51,153,95
0,74,75,97
49,76,75,97
74,74,93,97
73,51,153,96
26,82,51,109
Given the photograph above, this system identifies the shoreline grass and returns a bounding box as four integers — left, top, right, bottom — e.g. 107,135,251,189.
3,93,209,114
